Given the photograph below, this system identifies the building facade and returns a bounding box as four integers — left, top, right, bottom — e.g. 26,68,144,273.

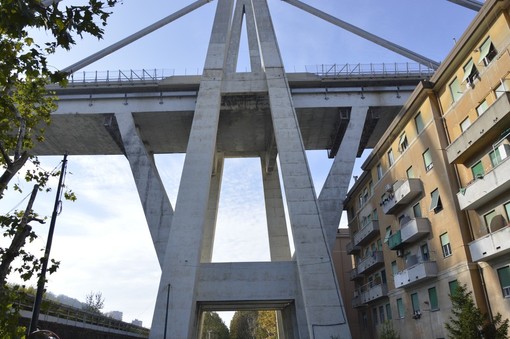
342,1,510,338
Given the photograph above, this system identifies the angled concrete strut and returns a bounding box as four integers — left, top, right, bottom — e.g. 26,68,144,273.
447,0,483,11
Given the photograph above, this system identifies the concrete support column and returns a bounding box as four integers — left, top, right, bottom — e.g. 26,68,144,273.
319,106,368,251
115,111,173,267
252,0,350,337
149,0,233,337
201,154,224,263
261,158,291,261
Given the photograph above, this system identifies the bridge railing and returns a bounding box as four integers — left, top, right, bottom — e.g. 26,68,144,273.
65,62,435,85
306,62,436,78
17,293,149,337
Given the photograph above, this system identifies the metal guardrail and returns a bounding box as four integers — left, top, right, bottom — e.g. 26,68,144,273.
65,62,435,85
17,294,149,337
306,62,435,78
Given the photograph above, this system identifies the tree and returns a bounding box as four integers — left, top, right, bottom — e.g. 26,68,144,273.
229,311,258,339
380,320,400,339
201,312,229,339
83,291,105,314
0,0,120,336
445,283,509,339
255,311,277,339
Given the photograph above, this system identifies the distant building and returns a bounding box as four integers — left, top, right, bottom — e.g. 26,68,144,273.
131,319,143,327
341,0,510,338
105,310,123,321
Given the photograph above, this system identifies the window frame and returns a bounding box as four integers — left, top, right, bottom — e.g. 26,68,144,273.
479,36,497,66
460,117,471,132
396,298,405,319
449,77,462,103
428,287,439,310
415,112,425,134
440,232,452,258
387,148,395,167
471,160,484,180
497,266,510,298
399,133,409,152
430,188,442,213
476,99,489,116
377,163,383,180
411,293,420,312
423,148,433,172
462,58,479,85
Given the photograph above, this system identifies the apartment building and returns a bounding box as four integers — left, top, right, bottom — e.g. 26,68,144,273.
342,1,510,338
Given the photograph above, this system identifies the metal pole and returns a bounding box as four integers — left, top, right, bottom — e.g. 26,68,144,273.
282,0,440,69
163,283,171,339
61,0,212,74
28,153,68,334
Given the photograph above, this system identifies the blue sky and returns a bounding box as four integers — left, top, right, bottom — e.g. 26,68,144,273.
2,0,479,328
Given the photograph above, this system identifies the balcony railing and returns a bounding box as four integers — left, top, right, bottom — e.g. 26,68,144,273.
389,218,431,250
353,220,380,247
469,225,510,262
357,251,384,275
457,155,510,210
388,230,403,250
350,267,364,281
394,261,438,288
381,179,423,215
346,241,361,255
354,282,389,307
446,92,510,164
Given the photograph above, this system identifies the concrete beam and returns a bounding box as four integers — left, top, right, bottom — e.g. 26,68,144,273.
447,0,483,11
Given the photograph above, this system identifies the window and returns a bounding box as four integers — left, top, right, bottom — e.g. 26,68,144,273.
476,100,489,116
421,243,430,261
379,305,385,323
399,133,409,152
449,280,459,296
391,261,398,276
428,287,439,310
406,166,414,179
423,148,433,171
441,233,452,257
479,37,497,66
387,149,394,166
372,307,379,325
460,117,471,132
368,180,373,196
484,210,497,231
490,149,501,167
462,58,478,85
377,163,383,180
396,298,405,318
495,82,506,98
505,202,510,221
449,77,462,102
497,266,510,297
385,303,392,320
384,226,392,244
372,209,378,221
415,112,425,134
471,161,484,180
413,203,422,218
411,293,420,312
377,239,382,251
430,189,442,213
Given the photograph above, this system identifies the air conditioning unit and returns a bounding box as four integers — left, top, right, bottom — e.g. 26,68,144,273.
396,249,404,257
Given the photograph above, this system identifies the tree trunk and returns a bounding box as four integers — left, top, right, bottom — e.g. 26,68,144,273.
0,151,29,199
0,184,38,285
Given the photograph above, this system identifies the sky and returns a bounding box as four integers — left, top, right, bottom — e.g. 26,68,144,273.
1,0,479,329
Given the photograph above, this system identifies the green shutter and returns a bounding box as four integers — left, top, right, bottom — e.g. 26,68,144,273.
462,59,475,82
449,78,462,102
497,266,510,288
411,293,420,312
397,298,404,318
428,287,439,310
479,38,493,63
471,161,484,179
449,280,459,296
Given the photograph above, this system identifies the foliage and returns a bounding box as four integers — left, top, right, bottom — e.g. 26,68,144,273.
0,0,120,336
380,320,400,339
83,291,105,314
445,283,509,339
229,310,278,339
0,285,26,339
201,312,229,339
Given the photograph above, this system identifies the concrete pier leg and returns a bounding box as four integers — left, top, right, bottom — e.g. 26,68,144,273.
252,0,350,337
201,154,224,263
115,111,173,267
261,158,291,261
319,106,368,251
149,0,233,337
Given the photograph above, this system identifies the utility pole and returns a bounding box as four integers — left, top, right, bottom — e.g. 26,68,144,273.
28,153,68,335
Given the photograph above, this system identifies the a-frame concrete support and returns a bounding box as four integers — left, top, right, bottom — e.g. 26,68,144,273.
144,0,351,338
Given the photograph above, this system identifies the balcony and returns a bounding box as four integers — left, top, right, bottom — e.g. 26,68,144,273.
346,241,361,255
357,251,384,275
394,261,438,288
457,156,510,210
388,230,403,250
446,92,510,164
469,225,510,262
352,283,388,308
381,179,423,215
353,220,380,247
350,267,364,281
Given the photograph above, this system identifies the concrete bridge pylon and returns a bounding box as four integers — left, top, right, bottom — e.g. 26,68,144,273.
146,0,351,337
